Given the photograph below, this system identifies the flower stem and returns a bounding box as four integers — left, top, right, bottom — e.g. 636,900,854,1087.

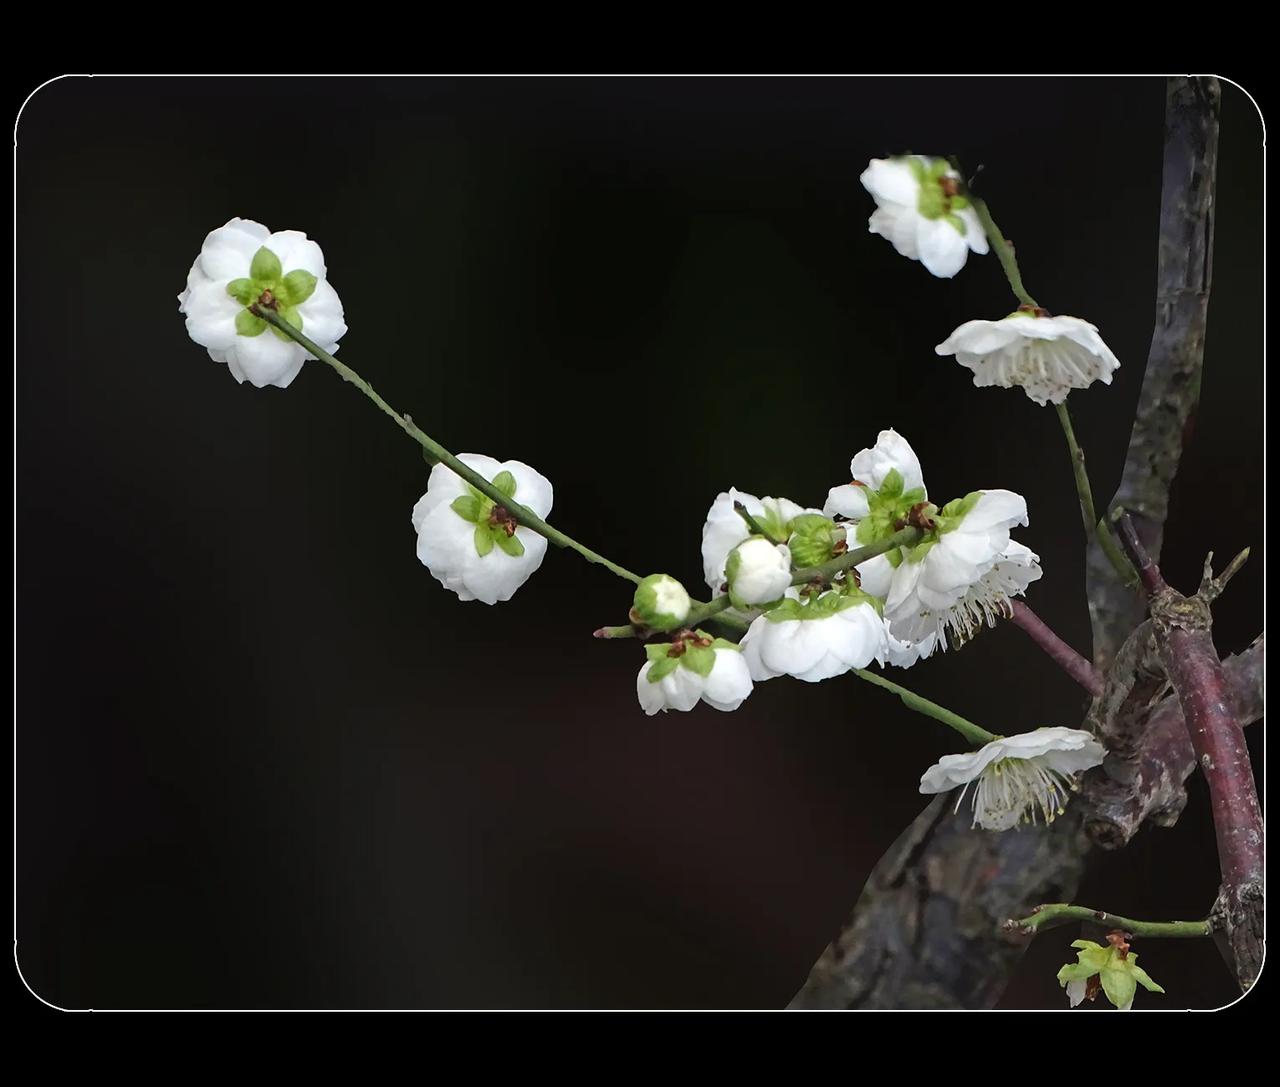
1008,601,1104,697
1004,903,1212,939
852,669,997,746
251,306,643,586
967,195,1038,309
733,502,785,545
1055,400,1138,586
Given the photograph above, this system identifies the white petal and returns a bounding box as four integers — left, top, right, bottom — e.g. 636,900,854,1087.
860,157,921,206
916,217,971,278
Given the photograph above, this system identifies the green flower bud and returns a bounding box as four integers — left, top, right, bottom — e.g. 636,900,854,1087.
787,514,845,569
632,574,691,632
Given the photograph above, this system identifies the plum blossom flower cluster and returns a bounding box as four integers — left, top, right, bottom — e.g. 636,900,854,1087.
182,150,1145,1005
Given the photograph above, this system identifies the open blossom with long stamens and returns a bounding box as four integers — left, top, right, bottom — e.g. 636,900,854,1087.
178,218,347,389
826,429,1040,661
862,156,989,278
935,311,1120,406
919,727,1106,831
411,454,553,604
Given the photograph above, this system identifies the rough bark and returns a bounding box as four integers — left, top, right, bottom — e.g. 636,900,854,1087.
1086,77,1220,671
788,637,1262,1008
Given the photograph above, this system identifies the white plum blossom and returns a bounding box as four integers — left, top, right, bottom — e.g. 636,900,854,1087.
725,537,793,609
936,312,1121,406
824,428,926,521
178,218,347,389
862,156,989,278
631,573,692,632
637,632,753,715
411,454,553,604
919,726,1106,831
701,488,815,593
823,429,1040,660
739,588,889,684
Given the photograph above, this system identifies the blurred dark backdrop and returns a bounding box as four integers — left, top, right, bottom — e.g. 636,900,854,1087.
15,76,1263,1010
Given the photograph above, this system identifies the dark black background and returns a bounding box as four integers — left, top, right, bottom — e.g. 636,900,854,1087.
15,76,1263,1010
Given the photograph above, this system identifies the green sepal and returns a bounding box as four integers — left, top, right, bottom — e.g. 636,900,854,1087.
451,495,485,523
879,468,904,499
647,655,680,683
492,470,517,498
906,538,937,564
681,644,716,677
250,245,282,282
938,491,983,532
944,212,967,236
906,156,928,184
473,524,494,557
884,547,904,569
645,643,674,665
226,278,256,305
1100,967,1137,1011
1131,964,1165,994
279,268,317,306
1056,962,1095,984
235,309,267,337
495,531,525,558
710,638,740,652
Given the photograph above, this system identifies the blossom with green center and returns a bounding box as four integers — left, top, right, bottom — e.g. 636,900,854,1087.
936,311,1121,406
631,574,692,632
861,156,989,278
1058,939,1165,1011
919,726,1105,831
637,630,753,714
178,218,346,389
411,453,553,604
739,584,889,683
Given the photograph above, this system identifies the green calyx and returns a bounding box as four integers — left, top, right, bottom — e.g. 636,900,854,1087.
764,585,877,624
895,491,985,566
632,573,691,632
905,156,970,230
226,246,318,341
787,514,845,569
448,470,525,558
1057,940,1165,1010
645,632,738,683
853,468,929,549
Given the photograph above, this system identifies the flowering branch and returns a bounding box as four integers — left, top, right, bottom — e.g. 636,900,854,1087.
250,304,643,587
1004,903,1212,939
593,526,923,640
852,668,996,746
1111,510,1263,990
1007,601,1103,697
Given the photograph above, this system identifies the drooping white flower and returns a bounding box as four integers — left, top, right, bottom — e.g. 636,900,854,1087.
880,540,1043,652
919,726,1106,831
935,312,1120,406
1057,938,1165,1011
725,537,793,609
411,454,553,604
637,631,753,714
862,156,989,278
701,488,815,593
739,587,889,683
178,218,347,389
631,573,692,632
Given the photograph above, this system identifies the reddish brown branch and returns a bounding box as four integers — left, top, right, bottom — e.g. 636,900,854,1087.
1113,512,1263,990
1009,601,1104,696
